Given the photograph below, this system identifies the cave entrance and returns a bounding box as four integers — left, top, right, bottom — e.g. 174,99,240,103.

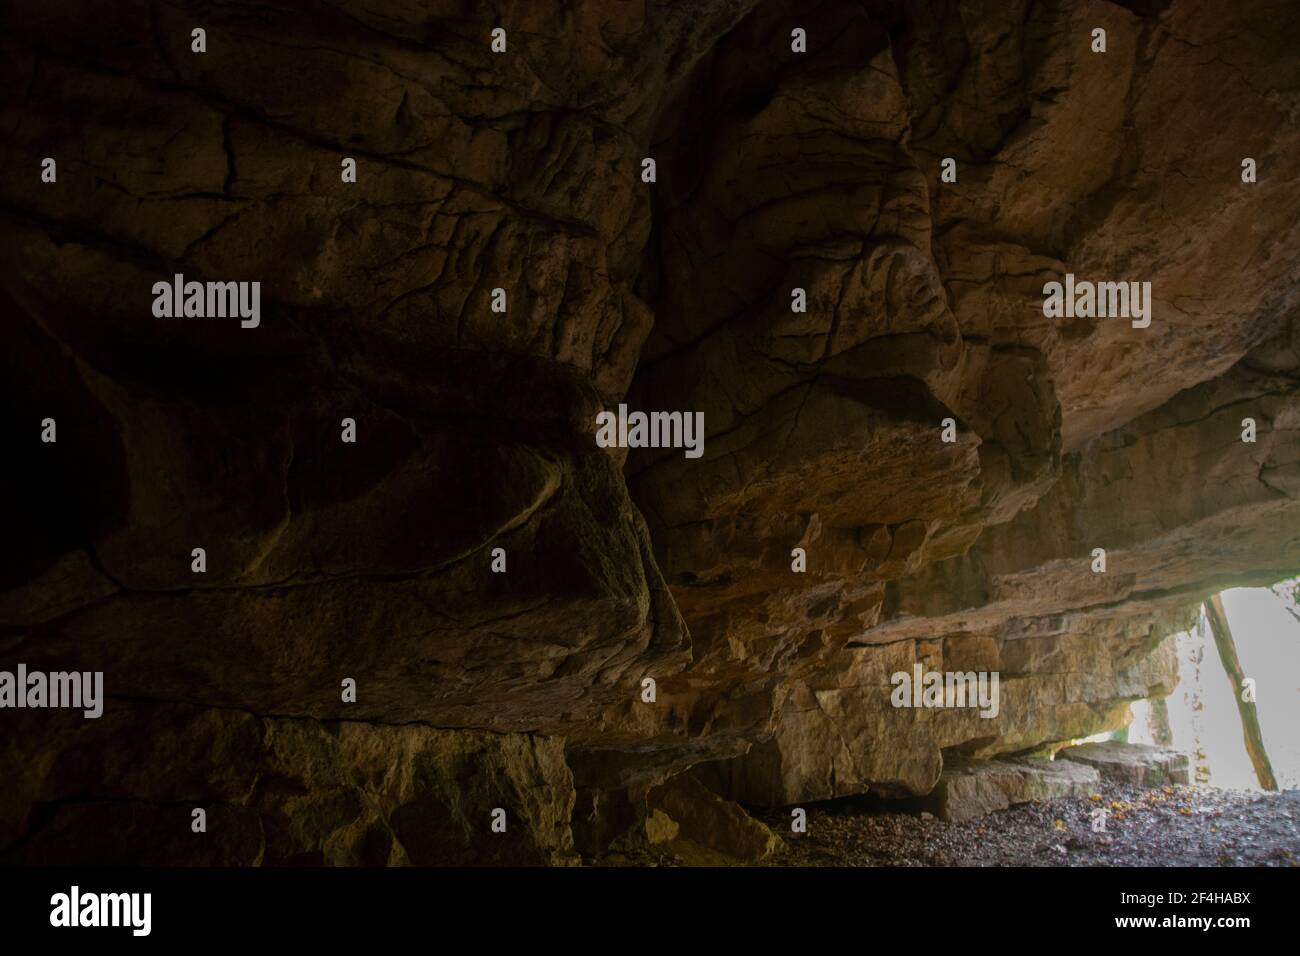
1127,577,1300,791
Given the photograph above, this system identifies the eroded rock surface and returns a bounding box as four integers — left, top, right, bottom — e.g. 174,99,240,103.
1,0,1297,863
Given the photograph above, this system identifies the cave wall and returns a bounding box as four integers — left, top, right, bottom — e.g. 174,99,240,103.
1,0,1298,863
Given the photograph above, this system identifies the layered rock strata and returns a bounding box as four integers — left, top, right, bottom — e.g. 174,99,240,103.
1,0,1297,863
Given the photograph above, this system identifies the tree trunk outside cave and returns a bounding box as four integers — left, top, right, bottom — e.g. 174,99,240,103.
1204,595,1279,791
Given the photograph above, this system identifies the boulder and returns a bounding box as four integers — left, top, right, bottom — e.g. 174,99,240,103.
646,775,781,864
927,757,1101,823
1057,741,1192,787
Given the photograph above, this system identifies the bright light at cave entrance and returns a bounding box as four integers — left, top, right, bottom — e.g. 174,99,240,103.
1128,580,1300,790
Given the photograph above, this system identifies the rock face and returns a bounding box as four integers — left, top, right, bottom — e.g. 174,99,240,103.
693,613,1183,807
1058,741,1191,787
0,0,1298,863
2,701,577,865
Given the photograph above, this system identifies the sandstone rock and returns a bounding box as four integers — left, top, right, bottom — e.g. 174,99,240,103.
927,756,1102,823
1,0,1298,864
1,701,578,866
644,809,680,846
702,613,1181,806
647,775,780,864
1056,741,1191,787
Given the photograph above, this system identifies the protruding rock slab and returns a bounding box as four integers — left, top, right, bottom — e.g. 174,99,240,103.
646,775,780,865
1056,741,1190,787
927,756,1101,823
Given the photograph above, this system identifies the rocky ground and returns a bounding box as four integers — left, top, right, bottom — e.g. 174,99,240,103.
757,785,1300,867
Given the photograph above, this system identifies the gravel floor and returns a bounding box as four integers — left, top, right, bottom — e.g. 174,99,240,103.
757,785,1300,866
